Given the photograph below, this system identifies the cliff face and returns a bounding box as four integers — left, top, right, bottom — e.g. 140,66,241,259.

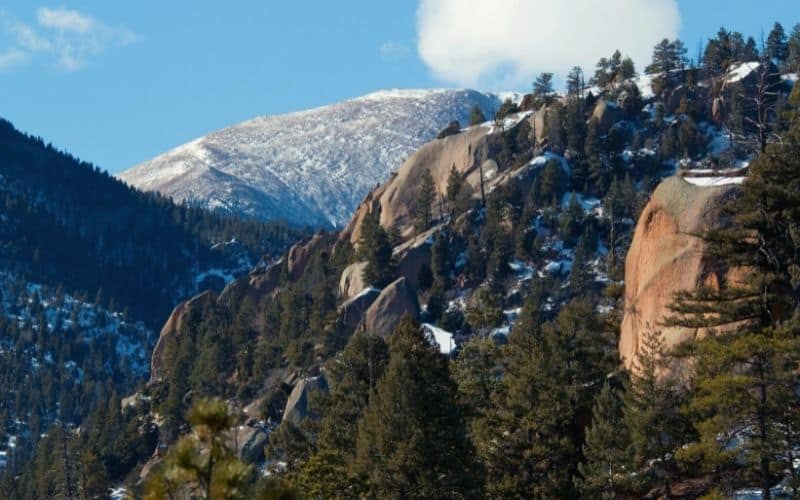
620,176,742,372
341,113,534,247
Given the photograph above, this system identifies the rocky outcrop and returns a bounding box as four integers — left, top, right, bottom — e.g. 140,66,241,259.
363,277,420,337
393,226,438,290
282,376,328,426
591,100,622,133
437,121,461,139
286,233,327,281
620,176,742,373
338,288,381,331
342,123,494,246
150,291,217,383
339,261,369,299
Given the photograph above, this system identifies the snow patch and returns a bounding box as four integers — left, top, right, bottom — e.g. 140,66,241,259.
423,323,456,354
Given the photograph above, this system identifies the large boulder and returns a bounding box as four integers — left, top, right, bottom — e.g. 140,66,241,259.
591,100,622,133
286,233,327,281
150,291,216,383
620,176,742,375
528,107,548,144
363,277,420,337
337,287,381,331
282,376,328,427
339,261,369,299
437,120,461,140
393,227,438,290
342,124,494,246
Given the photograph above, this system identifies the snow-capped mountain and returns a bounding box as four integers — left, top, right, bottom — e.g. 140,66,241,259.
118,89,509,227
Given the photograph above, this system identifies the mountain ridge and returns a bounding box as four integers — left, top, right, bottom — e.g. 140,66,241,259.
118,88,513,227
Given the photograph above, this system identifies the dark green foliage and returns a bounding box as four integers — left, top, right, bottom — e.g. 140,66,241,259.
494,98,520,123
532,72,555,107
353,317,484,499
0,118,304,329
788,24,800,72
465,285,503,336
577,383,632,498
414,168,436,232
478,297,612,498
622,327,687,497
592,50,636,87
566,66,584,97
767,22,788,65
430,230,451,286
358,210,395,288
558,193,585,248
703,27,748,75
531,159,568,207
470,105,487,126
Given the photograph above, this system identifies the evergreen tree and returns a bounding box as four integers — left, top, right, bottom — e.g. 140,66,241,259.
566,66,584,97
465,285,503,337
618,57,637,80
353,317,484,499
593,57,612,88
675,326,800,498
577,383,632,498
317,331,389,454
480,297,609,498
532,72,555,107
570,233,593,297
144,399,256,500
414,168,436,232
766,22,789,66
623,327,687,498
470,105,487,126
358,210,395,287
294,332,389,498
788,24,800,72
430,230,451,286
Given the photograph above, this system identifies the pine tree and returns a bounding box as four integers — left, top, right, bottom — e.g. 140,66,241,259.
353,317,484,499
566,66,584,97
623,327,687,498
577,383,632,498
532,72,555,107
570,233,592,297
144,399,255,500
465,285,503,337
767,22,788,66
593,57,612,88
788,24,800,72
358,209,395,287
295,331,389,498
480,297,610,498
414,168,436,232
618,57,637,80
430,230,450,286
470,105,487,126
675,326,800,498
317,331,389,454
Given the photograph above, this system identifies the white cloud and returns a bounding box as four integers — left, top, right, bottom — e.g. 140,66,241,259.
380,40,411,62
0,7,139,72
416,0,681,89
37,7,95,34
0,48,28,70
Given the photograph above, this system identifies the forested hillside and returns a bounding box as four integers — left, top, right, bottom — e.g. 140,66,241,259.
5,21,800,500
0,117,307,492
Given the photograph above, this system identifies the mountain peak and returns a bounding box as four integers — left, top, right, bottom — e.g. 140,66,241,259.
117,88,507,227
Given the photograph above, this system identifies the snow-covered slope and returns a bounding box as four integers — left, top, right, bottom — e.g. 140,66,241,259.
118,89,508,227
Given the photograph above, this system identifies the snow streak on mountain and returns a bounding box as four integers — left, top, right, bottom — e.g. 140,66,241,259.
118,89,507,227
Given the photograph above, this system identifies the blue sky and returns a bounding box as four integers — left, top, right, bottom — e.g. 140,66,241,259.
0,1,798,173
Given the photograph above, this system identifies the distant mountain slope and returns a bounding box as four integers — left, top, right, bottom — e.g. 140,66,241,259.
118,89,508,227
0,117,305,327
